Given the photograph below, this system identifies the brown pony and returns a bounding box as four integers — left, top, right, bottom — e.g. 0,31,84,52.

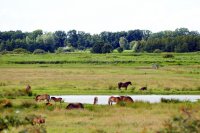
25,84,31,93
140,86,147,91
108,96,121,105
32,116,45,125
120,96,134,103
118,81,132,90
51,97,62,104
45,102,53,106
66,103,84,109
93,97,98,105
35,94,50,102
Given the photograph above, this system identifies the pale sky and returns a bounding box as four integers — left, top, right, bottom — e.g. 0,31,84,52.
0,0,200,34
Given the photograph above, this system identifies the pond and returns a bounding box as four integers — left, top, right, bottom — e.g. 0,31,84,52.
51,95,200,105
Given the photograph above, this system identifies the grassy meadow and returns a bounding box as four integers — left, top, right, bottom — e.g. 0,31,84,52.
0,51,200,133
1,98,200,133
0,52,199,95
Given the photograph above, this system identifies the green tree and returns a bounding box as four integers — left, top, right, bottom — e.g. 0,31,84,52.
67,30,78,48
54,31,66,48
119,37,129,50
91,43,103,53
102,43,113,53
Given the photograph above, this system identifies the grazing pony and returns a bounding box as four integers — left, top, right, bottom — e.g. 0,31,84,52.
35,94,50,102
51,97,62,104
108,96,121,105
25,84,31,93
118,81,132,90
32,116,45,125
120,96,134,103
66,103,84,109
93,97,98,105
140,86,147,91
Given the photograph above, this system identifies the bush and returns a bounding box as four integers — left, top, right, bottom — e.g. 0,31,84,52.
63,47,75,53
153,49,162,53
161,98,181,103
33,49,46,54
0,99,12,108
117,101,126,106
158,107,200,133
162,54,174,58
108,85,116,90
21,101,36,108
117,47,124,53
91,43,113,54
13,48,29,54
0,50,12,55
19,125,47,133
102,44,113,53
0,115,23,131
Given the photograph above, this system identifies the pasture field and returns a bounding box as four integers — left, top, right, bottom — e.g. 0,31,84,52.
0,52,200,132
1,98,200,133
0,52,199,95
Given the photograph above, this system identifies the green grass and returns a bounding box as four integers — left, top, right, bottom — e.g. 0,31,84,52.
0,52,199,95
1,98,200,133
0,52,200,132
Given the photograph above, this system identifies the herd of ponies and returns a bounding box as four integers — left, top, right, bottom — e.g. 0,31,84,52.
25,81,145,125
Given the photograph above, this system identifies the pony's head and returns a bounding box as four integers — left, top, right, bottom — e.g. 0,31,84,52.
127,81,132,85
35,95,40,101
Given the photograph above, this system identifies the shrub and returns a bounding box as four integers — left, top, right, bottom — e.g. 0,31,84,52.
63,47,75,52
0,99,12,108
46,105,55,111
102,44,113,53
162,54,174,58
21,101,36,108
0,115,23,131
19,125,47,133
153,49,162,53
164,87,171,91
158,107,200,133
117,47,124,53
117,101,126,106
55,47,63,53
0,82,6,86
13,48,29,54
0,50,11,55
108,85,116,90
33,49,46,54
161,98,181,103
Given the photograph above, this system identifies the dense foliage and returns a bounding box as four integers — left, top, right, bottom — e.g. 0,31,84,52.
0,28,199,53
136,28,200,52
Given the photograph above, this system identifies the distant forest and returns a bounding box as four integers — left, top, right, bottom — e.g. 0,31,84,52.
0,28,200,53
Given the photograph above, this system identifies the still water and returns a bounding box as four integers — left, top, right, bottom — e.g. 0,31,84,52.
52,95,200,105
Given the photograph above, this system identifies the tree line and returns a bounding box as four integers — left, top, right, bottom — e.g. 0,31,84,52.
0,28,199,53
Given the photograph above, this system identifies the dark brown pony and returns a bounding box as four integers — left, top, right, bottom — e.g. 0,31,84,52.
108,96,121,105
118,81,132,90
35,94,50,102
120,96,134,103
140,86,147,91
93,97,98,105
66,103,84,109
51,97,62,104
